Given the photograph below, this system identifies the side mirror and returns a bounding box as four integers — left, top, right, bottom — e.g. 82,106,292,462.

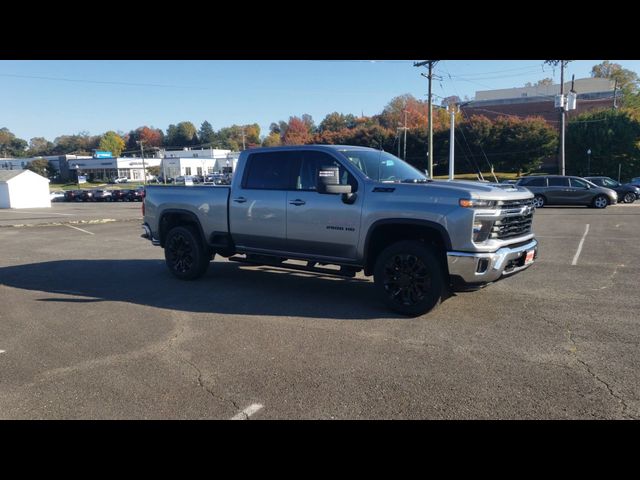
317,166,352,195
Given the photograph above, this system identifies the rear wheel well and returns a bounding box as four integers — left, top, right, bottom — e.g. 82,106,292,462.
159,211,206,248
364,223,449,277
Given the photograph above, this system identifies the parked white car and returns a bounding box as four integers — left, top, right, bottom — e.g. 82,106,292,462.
50,191,65,202
114,177,129,183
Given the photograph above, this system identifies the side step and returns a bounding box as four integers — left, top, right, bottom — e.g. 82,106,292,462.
229,256,359,278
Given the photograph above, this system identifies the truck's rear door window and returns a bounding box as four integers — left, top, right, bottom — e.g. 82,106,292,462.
244,152,292,190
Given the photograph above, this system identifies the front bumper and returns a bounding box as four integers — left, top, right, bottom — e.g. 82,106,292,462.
447,238,538,287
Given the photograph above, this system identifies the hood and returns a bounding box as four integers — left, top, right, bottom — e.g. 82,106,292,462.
427,179,533,200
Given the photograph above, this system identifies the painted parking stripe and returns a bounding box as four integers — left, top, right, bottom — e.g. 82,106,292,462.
571,224,590,266
4,211,74,216
64,224,95,235
230,403,263,420
0,350,5,354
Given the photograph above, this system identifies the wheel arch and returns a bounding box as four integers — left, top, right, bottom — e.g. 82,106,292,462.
363,219,451,277
159,209,207,248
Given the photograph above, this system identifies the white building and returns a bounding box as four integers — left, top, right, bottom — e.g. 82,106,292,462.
0,170,51,209
69,157,163,182
159,148,240,179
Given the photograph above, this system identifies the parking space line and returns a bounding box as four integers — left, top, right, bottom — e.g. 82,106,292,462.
0,350,5,354
4,211,74,216
64,224,95,235
571,224,590,266
230,403,264,420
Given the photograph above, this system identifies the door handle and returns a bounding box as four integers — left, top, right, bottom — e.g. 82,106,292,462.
289,199,306,206
233,197,247,203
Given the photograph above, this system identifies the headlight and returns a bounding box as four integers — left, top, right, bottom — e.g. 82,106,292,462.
459,198,496,208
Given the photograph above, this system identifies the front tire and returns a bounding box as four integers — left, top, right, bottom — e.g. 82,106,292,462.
533,195,545,208
164,226,212,280
374,241,445,317
592,195,608,209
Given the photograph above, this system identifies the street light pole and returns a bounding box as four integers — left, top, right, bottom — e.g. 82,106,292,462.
587,149,591,176
137,140,147,186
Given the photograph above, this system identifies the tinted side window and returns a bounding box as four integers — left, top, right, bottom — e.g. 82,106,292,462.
244,152,293,190
522,177,546,187
548,177,569,187
293,151,358,192
570,178,589,188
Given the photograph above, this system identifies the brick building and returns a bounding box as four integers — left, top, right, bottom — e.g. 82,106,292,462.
460,78,617,172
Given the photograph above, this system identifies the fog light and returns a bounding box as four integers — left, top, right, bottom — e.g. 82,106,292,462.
476,258,489,273
473,220,493,242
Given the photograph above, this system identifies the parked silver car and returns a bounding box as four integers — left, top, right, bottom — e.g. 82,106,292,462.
516,175,617,208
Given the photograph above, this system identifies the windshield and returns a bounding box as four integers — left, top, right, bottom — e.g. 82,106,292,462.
601,178,619,187
338,149,429,183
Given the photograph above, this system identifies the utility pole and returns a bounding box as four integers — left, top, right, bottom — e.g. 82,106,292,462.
403,110,408,161
448,103,458,180
137,140,147,186
560,60,566,176
613,79,619,109
414,60,439,178
241,127,246,151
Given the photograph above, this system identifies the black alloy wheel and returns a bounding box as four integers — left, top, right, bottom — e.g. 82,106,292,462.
374,241,444,317
164,226,211,280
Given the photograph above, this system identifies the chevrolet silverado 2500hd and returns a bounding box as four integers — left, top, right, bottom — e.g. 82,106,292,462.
142,145,538,316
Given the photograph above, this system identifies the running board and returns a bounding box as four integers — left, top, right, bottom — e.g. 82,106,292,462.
228,256,359,278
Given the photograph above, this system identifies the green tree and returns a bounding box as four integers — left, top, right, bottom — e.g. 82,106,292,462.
319,112,357,132
0,128,28,157
566,109,640,180
26,158,53,177
166,121,198,147
99,131,126,157
27,137,55,156
591,61,639,108
199,121,216,146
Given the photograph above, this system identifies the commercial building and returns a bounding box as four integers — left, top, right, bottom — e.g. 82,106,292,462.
462,77,617,125
68,156,162,182
159,148,240,179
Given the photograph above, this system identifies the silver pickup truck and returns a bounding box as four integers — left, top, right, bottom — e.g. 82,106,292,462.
142,145,538,316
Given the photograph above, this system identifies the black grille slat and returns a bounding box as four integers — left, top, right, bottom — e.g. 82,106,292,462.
490,212,533,239
498,198,534,210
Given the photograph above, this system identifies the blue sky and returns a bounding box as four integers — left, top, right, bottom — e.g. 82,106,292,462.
2,60,639,142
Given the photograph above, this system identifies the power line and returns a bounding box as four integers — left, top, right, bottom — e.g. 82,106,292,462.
0,73,210,90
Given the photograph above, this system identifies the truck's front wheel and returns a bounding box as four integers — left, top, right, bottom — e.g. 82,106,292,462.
164,225,212,280
374,241,445,317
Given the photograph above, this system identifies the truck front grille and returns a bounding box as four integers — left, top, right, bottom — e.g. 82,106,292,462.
490,212,533,239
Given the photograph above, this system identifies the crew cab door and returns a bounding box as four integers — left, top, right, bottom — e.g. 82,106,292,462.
228,151,293,252
286,150,363,260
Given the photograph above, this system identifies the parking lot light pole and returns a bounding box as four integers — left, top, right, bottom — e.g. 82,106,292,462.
587,149,591,176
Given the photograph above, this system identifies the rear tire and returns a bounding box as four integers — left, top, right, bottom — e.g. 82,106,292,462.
373,240,445,317
592,195,608,209
164,225,212,280
623,192,636,204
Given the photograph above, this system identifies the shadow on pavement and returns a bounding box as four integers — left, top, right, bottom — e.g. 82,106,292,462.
0,259,407,320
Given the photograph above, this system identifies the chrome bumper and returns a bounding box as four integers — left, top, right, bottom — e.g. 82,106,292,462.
447,239,538,285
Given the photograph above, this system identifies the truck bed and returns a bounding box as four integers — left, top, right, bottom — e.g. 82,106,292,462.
144,185,230,239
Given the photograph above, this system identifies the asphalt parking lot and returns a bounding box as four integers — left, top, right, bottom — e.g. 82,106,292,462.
0,202,638,419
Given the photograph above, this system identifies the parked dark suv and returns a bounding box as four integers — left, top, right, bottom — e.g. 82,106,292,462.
516,175,618,209
584,176,639,204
